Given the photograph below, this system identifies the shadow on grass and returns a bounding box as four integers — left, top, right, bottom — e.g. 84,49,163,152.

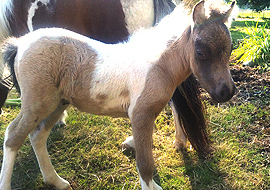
180,150,235,190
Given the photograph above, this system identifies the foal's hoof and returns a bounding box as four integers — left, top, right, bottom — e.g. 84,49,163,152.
121,142,135,152
121,143,135,157
173,140,186,151
121,136,135,151
64,185,73,190
121,136,135,157
55,120,66,127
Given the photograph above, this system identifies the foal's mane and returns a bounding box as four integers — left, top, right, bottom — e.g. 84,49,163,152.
125,3,191,60
117,0,234,66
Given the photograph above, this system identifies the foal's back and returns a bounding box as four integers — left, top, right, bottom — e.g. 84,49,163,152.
14,28,145,117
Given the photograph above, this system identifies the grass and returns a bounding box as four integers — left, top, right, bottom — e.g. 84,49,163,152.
238,10,270,20
0,99,269,189
230,18,270,48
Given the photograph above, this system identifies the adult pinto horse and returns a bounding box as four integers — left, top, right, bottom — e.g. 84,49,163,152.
0,0,210,155
0,1,236,189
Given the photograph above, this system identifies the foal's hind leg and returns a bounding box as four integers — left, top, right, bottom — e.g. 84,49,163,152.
170,101,188,150
0,111,48,190
0,113,23,190
55,110,68,126
29,101,71,190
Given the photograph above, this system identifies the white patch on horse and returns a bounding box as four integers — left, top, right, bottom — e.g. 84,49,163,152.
120,0,154,34
27,0,51,31
0,128,17,189
139,176,163,190
88,42,154,115
84,4,189,116
122,136,135,149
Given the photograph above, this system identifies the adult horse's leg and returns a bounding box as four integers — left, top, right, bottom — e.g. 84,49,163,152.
0,86,8,114
29,101,70,189
172,75,211,156
0,63,10,114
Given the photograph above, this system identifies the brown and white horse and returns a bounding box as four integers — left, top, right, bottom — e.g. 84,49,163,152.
0,1,235,189
0,0,210,155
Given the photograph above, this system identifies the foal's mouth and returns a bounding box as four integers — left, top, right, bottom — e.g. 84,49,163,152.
210,84,236,103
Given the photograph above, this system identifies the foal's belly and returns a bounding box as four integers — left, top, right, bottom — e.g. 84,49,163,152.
70,96,130,118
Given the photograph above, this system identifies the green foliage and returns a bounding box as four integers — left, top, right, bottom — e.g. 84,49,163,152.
226,0,270,11
238,10,270,19
232,21,270,69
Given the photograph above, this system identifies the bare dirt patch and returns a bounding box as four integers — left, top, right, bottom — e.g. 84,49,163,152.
202,65,270,157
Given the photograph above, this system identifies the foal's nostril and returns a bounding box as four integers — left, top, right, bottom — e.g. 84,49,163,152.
220,88,229,99
218,85,235,102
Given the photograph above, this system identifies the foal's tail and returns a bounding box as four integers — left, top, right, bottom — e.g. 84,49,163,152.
1,38,19,94
172,75,211,157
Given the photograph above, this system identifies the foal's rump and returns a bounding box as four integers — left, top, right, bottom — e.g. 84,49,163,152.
2,29,96,100
2,28,132,117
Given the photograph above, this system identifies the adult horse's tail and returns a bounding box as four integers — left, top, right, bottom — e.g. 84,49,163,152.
172,75,211,156
1,38,18,103
0,0,13,113
1,38,18,93
154,0,211,157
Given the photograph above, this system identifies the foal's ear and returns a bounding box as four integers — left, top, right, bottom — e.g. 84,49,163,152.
222,1,236,23
192,0,206,26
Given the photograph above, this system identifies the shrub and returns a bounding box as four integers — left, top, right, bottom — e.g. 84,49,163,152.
232,22,270,69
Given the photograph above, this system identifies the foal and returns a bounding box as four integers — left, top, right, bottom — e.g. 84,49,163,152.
0,1,235,189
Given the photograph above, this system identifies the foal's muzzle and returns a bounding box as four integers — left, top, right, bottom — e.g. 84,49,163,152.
210,84,236,103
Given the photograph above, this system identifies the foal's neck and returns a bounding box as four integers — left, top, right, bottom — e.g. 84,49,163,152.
156,26,192,88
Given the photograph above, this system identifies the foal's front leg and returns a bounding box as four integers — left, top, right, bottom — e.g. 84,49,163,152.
131,112,162,190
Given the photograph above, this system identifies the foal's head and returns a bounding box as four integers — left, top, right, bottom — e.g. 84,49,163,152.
189,0,236,103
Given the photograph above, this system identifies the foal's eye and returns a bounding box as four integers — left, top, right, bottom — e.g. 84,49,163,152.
196,50,206,60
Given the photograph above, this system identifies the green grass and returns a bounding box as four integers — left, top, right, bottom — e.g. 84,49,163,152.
0,101,269,189
238,10,270,19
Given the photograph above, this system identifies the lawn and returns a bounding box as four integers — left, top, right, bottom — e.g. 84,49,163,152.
0,13,270,190
0,85,269,190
